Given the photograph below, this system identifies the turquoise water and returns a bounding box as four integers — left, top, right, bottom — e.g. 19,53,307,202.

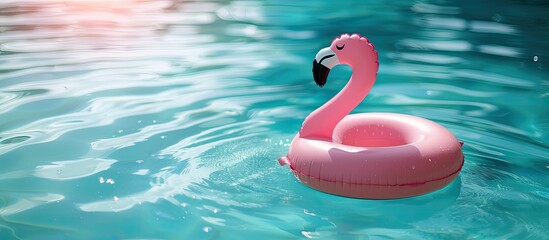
0,0,548,239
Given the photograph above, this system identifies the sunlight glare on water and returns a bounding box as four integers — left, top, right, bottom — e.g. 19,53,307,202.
0,0,548,239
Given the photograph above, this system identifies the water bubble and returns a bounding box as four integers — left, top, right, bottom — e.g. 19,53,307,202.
213,208,219,214
153,120,157,123
161,136,166,139
202,226,211,233
137,120,142,123
99,177,105,184
533,56,538,62
412,165,416,170
181,202,188,207
136,160,144,164
426,90,433,95
428,158,432,162
113,196,119,202
118,130,123,133
106,178,115,184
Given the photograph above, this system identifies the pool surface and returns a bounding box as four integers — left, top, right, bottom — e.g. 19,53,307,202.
1,0,548,239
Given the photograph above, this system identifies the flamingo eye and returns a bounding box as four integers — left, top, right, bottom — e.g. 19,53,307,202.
336,44,345,50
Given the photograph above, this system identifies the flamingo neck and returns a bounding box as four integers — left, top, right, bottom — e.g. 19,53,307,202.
299,66,376,139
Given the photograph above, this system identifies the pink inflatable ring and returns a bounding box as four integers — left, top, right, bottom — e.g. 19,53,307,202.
279,34,464,199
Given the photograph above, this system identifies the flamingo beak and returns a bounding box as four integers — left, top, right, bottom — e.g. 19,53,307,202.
312,47,339,87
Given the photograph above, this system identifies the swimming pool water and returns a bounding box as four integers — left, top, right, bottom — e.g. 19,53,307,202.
0,0,548,239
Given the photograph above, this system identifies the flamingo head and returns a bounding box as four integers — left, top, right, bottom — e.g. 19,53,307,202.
313,33,378,87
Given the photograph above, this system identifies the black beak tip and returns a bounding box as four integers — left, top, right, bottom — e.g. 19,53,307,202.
312,60,330,87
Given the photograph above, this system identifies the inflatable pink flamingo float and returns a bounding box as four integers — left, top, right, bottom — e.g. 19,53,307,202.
279,34,464,199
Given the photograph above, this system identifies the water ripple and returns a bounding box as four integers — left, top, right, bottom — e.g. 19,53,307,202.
0,0,547,239
34,158,117,181
0,193,64,217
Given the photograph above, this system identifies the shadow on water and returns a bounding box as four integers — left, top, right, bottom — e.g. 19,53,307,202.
271,177,462,238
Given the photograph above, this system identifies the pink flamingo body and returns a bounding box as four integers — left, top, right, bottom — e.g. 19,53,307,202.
279,34,464,199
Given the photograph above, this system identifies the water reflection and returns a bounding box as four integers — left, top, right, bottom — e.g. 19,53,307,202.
0,0,548,239
411,2,461,15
